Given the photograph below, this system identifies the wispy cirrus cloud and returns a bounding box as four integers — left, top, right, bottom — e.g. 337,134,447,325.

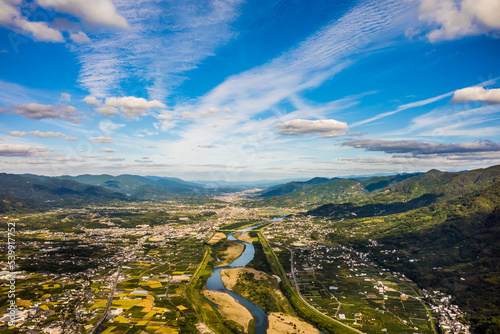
76,0,244,100
351,90,454,128
178,0,406,119
158,0,408,169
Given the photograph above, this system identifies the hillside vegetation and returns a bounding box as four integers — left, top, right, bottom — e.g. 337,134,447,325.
296,165,500,333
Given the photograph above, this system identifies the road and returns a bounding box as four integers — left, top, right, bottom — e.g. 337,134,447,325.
261,228,365,334
88,260,124,334
288,247,365,333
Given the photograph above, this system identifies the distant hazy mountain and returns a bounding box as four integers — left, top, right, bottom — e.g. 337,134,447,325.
56,174,206,198
0,173,129,212
193,178,312,189
259,177,335,198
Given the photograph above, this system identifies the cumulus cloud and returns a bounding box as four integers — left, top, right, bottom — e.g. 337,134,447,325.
275,119,349,138
99,156,124,161
0,0,63,42
9,130,66,138
104,96,166,118
99,148,116,153
451,86,500,104
200,107,221,117
181,112,197,120
65,136,78,141
346,132,363,137
70,31,91,43
342,139,500,156
36,0,129,30
0,0,125,44
96,105,119,117
83,95,101,107
417,0,500,42
0,144,47,157
13,18,64,42
156,113,172,120
12,103,81,123
89,136,113,143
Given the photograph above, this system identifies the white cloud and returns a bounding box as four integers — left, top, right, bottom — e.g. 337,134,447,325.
157,0,408,171
70,31,91,44
104,96,166,117
74,0,244,99
0,144,47,157
200,107,220,117
83,95,101,107
0,0,20,25
55,157,84,163
0,0,124,44
275,119,349,138
13,18,64,42
59,92,71,102
417,0,500,42
181,112,197,120
96,105,119,117
342,139,500,156
452,86,500,104
99,148,116,153
99,156,124,161
65,135,78,141
89,136,113,143
156,113,172,120
9,130,66,138
0,0,63,42
176,0,406,122
98,120,125,134
12,103,81,123
36,0,129,30
352,90,454,127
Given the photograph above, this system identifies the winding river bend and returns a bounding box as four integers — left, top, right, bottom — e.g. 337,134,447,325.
206,215,285,334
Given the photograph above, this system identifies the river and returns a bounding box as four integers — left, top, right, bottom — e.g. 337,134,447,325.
205,213,286,334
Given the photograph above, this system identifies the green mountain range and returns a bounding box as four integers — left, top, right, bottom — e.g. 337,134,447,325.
0,173,210,212
295,165,500,333
0,173,129,211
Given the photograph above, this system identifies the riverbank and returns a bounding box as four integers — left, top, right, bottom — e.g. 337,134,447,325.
204,289,253,332
217,240,245,266
233,231,255,244
267,313,321,334
220,267,321,333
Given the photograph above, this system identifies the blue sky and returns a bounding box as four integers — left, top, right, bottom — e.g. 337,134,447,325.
0,0,500,181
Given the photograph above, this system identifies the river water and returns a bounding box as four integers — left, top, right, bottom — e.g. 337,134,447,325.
205,214,286,334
